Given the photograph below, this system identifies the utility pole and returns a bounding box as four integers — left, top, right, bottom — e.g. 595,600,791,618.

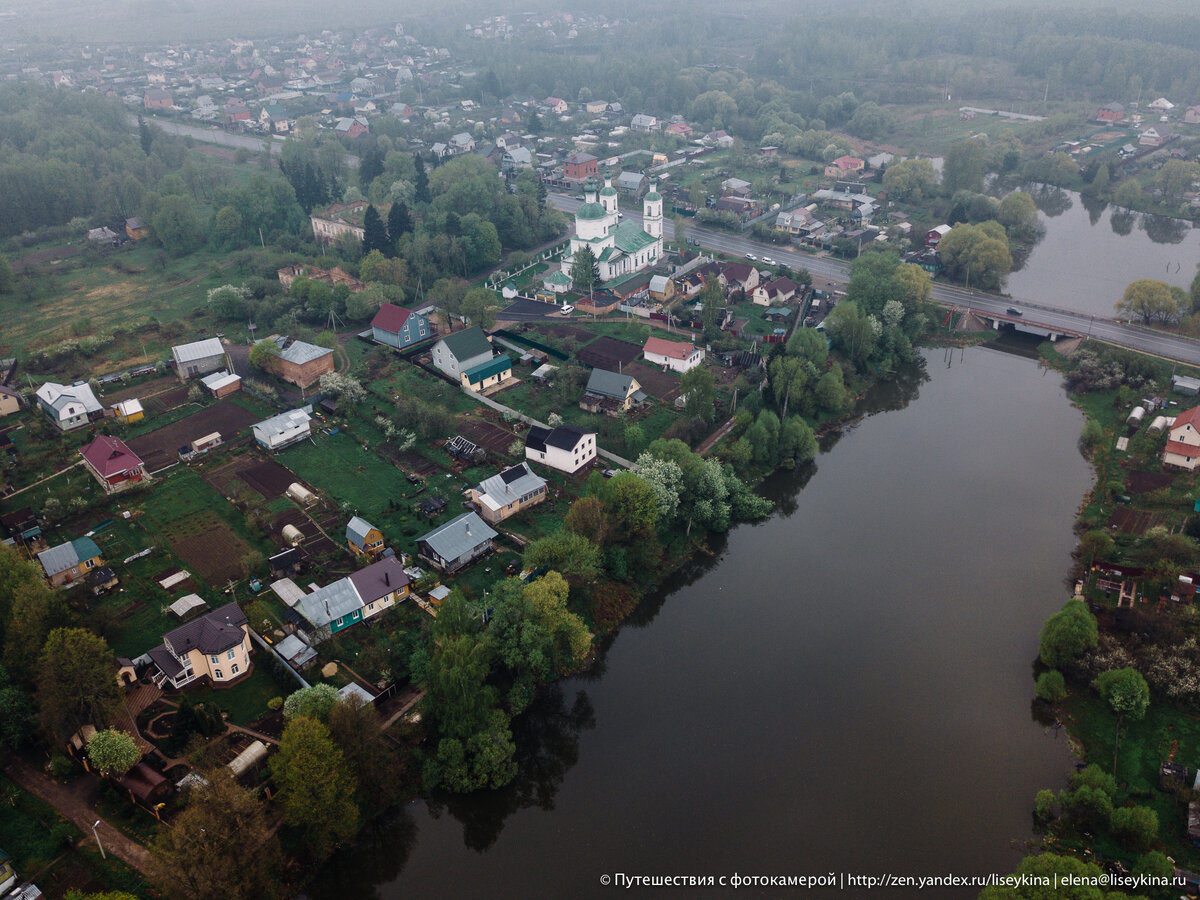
92,820,106,859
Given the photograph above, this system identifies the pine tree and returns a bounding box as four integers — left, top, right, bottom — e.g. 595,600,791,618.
358,143,385,190
138,116,153,156
387,202,412,244
571,246,601,296
362,205,389,256
413,153,431,203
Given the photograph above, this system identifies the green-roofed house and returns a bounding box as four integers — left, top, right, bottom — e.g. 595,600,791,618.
461,354,513,392
431,325,494,379
543,270,573,295
581,368,644,415
37,536,104,588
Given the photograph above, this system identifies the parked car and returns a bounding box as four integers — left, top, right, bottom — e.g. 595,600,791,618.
745,253,757,261
560,304,575,315
761,257,775,265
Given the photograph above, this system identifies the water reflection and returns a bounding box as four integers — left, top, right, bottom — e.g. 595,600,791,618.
302,686,595,897
304,806,419,899
428,685,596,851
1008,185,1200,315
1030,184,1073,217
1080,193,1107,226
1110,208,1136,236
1142,214,1189,245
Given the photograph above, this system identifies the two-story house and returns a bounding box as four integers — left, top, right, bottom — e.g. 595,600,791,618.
371,303,432,349
525,424,597,474
346,516,384,557
1164,406,1200,470
431,326,494,380
147,601,252,690
35,382,102,431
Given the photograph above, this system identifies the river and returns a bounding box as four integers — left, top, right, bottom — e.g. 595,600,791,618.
1007,187,1200,317
303,343,1091,898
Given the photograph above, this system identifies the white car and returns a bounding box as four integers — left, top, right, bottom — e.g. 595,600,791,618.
761,256,775,265
560,304,575,315
745,253,757,261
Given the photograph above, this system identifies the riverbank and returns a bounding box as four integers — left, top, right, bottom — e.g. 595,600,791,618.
303,341,1088,900
1019,337,1200,877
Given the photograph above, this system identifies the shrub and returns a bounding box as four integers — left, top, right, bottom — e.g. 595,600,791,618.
1035,670,1067,703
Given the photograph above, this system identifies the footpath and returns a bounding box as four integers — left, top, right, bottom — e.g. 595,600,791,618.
5,757,152,874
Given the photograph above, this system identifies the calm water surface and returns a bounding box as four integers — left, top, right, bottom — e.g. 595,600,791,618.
305,345,1091,898
1007,187,1200,317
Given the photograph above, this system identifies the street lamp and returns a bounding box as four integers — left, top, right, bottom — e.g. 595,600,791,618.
92,820,106,859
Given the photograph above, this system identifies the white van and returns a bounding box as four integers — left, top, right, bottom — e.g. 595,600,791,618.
560,304,575,315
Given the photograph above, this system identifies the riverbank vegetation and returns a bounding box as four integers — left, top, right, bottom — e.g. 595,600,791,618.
1008,340,1200,890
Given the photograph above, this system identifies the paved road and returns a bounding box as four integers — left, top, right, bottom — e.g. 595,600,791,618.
548,193,1200,366
131,114,360,167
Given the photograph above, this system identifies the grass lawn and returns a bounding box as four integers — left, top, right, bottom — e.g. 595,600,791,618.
283,430,466,549
1063,691,1200,870
187,663,286,726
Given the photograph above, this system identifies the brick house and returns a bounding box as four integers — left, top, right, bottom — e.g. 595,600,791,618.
564,152,599,182
273,340,334,389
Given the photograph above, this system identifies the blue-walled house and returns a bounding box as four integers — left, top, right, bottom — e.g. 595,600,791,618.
371,303,431,350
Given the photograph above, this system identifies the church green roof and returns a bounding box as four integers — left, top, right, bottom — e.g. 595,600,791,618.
612,221,658,255
644,190,661,202
599,184,618,197
576,202,607,221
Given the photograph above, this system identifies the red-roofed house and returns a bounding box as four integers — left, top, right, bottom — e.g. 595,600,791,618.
371,303,431,349
80,435,147,492
643,336,705,374
1164,406,1200,471
824,155,866,178
544,96,568,115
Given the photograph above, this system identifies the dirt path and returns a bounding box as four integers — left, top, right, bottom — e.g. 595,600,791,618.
695,417,735,456
4,459,86,498
5,757,152,874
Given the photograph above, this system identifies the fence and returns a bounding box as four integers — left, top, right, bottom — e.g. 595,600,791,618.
491,329,570,360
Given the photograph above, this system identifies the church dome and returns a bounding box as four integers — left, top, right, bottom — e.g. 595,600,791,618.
644,189,661,202
599,183,618,197
576,202,607,220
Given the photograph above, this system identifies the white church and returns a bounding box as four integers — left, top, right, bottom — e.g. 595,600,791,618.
560,173,664,284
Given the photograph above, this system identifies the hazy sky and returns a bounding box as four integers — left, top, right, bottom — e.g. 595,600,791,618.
9,0,1194,46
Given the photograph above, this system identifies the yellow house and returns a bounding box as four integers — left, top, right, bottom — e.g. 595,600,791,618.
38,537,104,588
347,516,384,557
147,601,253,690
348,556,410,621
460,355,513,392
112,399,144,424
0,385,22,417
467,463,548,525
